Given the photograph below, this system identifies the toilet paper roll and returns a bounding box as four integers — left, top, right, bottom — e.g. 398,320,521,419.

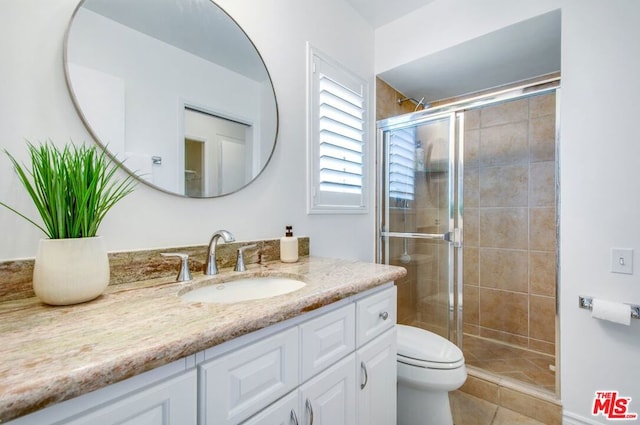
591,298,631,326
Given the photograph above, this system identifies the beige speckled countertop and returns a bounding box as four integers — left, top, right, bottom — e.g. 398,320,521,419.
0,256,406,422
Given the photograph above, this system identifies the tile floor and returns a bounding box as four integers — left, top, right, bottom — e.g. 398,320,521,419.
451,391,546,425
410,320,556,393
407,323,559,422
462,335,556,393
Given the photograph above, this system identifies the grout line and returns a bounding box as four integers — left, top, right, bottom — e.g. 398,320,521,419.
489,406,500,425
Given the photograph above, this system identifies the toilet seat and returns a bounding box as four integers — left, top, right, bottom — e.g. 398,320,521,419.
397,325,464,370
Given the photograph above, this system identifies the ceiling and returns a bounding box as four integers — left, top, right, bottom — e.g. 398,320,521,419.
344,0,437,28
346,0,561,104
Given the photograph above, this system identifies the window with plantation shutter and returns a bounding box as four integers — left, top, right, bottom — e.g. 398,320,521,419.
388,128,416,203
308,47,368,213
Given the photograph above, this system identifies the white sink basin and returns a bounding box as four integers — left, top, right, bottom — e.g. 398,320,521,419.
180,277,306,304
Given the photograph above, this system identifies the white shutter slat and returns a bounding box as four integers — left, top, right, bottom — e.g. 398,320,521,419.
320,131,363,155
319,76,363,109
317,71,365,195
388,129,416,201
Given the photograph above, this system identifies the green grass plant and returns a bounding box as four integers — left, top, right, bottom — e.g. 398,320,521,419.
1,142,135,239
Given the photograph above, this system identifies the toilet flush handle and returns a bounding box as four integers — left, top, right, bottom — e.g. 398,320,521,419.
379,311,389,320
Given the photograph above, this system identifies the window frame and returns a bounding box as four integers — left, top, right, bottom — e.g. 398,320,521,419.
307,44,369,214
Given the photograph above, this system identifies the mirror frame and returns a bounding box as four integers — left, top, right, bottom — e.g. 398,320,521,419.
63,0,279,198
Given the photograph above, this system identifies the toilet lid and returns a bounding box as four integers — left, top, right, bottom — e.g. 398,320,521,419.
397,325,464,366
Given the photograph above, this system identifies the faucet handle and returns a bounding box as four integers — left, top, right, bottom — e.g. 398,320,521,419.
234,244,258,272
161,253,193,282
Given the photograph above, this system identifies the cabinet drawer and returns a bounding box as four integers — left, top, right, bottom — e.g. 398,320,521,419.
300,303,355,381
356,286,396,347
62,370,197,425
199,327,299,425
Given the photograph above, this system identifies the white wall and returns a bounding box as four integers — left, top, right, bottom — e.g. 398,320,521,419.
0,0,375,261
560,1,640,423
377,0,640,423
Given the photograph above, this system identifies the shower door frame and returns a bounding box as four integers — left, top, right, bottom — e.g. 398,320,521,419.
377,110,464,346
376,77,561,396
376,111,464,347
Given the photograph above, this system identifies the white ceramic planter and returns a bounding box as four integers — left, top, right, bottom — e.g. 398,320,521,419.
33,236,110,305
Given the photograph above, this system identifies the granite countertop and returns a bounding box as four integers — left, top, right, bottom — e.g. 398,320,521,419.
0,256,406,422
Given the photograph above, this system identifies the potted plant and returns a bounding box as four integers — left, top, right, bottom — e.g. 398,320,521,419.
0,141,135,305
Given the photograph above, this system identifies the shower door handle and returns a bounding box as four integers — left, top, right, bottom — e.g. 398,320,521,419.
444,228,462,247
382,229,461,247
381,231,446,240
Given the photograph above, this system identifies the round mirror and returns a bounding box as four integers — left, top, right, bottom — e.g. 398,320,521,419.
64,0,278,198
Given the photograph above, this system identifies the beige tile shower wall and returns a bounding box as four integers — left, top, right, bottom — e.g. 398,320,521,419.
463,93,557,355
376,77,424,120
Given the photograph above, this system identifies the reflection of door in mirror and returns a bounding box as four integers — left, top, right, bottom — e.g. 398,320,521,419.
184,139,204,197
184,108,250,197
219,138,246,195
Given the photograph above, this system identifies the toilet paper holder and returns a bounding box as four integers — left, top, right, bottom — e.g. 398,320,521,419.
579,296,640,320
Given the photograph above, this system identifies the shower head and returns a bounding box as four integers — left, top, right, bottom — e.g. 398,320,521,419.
397,96,430,111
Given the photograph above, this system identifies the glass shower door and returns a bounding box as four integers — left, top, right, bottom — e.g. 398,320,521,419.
378,112,463,344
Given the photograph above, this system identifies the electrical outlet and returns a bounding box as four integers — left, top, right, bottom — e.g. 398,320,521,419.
611,248,633,274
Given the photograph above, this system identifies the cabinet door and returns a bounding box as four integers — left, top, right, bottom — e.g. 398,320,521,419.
200,327,299,425
240,391,299,425
61,370,197,425
357,328,397,425
300,303,355,382
299,354,356,425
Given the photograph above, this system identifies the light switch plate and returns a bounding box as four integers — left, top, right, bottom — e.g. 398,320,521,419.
611,248,633,274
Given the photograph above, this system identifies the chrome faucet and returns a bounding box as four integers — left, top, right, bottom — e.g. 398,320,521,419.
161,253,193,282
234,244,258,272
204,230,235,275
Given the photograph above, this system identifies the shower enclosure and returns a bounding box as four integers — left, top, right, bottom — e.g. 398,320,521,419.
377,81,559,395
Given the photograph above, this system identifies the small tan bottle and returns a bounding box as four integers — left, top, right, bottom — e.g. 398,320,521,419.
280,225,299,263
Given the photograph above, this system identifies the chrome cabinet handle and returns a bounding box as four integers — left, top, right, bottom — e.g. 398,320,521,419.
305,399,314,425
291,408,299,425
379,311,389,320
360,361,369,389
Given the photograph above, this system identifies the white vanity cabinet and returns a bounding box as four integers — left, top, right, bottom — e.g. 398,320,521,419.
239,391,299,425
199,327,299,425
234,285,397,425
355,286,398,425
299,353,357,425
300,303,356,382
6,360,197,425
60,370,197,425
356,328,397,425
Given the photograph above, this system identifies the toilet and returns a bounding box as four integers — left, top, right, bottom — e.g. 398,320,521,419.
396,324,467,425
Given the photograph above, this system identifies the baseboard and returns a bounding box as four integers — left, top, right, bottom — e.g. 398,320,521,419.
563,411,605,425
